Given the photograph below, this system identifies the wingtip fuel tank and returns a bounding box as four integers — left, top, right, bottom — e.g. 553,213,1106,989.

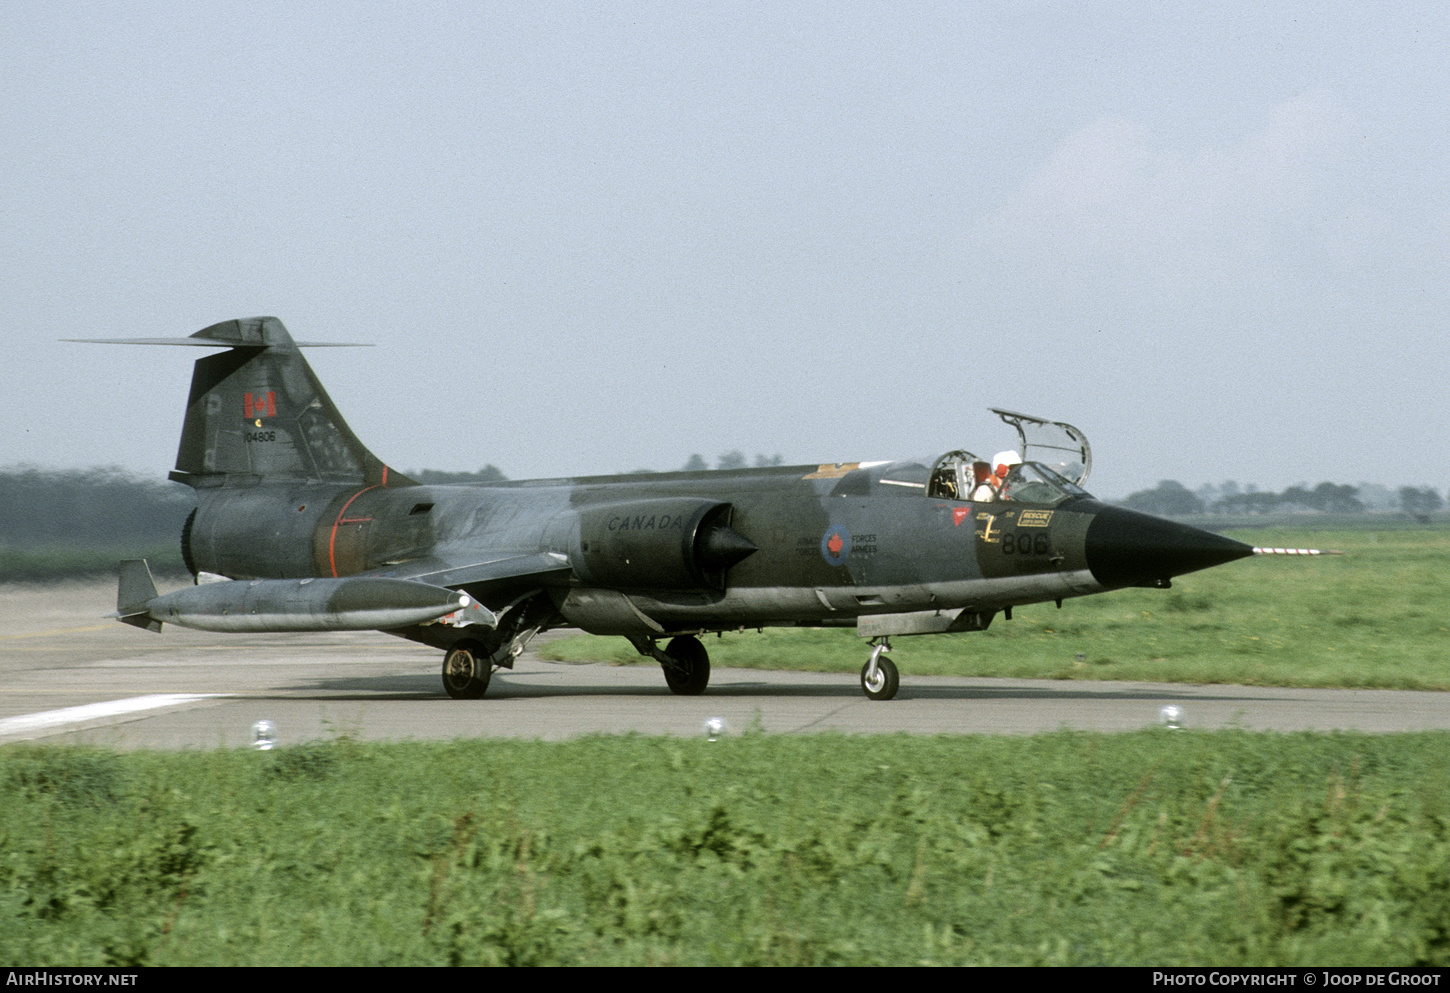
117,564,495,634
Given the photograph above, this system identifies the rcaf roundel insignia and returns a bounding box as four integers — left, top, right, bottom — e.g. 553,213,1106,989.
820,525,851,566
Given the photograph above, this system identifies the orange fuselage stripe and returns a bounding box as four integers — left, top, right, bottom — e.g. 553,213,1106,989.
327,486,380,577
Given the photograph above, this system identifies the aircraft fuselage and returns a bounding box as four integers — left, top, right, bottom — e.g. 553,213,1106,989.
182,460,1233,644
84,316,1259,701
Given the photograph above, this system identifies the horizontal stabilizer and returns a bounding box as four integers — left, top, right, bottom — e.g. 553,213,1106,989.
67,337,370,347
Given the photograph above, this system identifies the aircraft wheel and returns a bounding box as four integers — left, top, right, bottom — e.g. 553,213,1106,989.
442,641,491,699
860,655,900,701
662,635,710,695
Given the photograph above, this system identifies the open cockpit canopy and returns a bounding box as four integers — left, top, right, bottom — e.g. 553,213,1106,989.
914,410,1093,505
990,408,1091,486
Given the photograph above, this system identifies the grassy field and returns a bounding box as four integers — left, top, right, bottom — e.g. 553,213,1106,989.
2,732,1448,966
541,528,1450,690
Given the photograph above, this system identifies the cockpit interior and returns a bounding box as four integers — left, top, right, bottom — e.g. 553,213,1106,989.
925,452,1090,506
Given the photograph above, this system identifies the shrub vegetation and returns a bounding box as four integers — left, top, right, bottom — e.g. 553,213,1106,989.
2,732,1447,965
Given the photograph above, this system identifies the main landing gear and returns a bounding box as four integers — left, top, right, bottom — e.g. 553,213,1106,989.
861,637,899,701
442,641,491,699
445,621,893,701
439,596,553,699
628,634,711,695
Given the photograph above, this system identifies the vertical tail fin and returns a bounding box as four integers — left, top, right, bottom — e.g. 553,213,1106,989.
164,317,412,488
69,316,415,487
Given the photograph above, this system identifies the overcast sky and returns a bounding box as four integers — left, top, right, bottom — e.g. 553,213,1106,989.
4,2,1446,497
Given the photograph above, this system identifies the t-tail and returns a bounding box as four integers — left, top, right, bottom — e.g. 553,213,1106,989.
74,317,413,488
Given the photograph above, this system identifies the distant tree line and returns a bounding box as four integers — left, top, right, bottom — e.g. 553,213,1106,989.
1122,479,1445,519
0,467,195,549
407,465,507,484
0,467,197,580
681,452,785,472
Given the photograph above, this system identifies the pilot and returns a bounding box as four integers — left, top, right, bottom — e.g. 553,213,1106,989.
990,451,1022,500
969,461,996,502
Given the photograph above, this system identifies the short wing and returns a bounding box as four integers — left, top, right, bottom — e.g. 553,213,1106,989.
365,552,574,595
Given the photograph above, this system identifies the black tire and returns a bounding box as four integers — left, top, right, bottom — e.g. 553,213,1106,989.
442,641,491,699
860,655,899,701
662,635,710,695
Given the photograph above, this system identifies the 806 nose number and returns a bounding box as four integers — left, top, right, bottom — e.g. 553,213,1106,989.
1001,531,1052,555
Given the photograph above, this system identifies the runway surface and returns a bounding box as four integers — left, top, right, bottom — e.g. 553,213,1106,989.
2,581,1447,748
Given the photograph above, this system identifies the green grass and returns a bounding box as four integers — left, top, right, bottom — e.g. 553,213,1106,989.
3,732,1448,966
541,528,1450,690
1173,512,1450,532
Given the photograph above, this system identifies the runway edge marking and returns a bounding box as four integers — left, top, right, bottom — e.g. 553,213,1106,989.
0,693,227,740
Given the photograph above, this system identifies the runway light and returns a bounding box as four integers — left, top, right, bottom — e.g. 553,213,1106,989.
252,720,276,750
704,717,726,741
1158,705,1183,730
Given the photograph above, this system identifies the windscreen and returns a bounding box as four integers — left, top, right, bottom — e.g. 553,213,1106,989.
1000,462,1090,506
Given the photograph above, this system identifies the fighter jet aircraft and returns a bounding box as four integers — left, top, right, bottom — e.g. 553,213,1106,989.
78,316,1303,701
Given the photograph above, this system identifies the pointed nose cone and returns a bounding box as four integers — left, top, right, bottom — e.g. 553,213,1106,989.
1085,504,1253,589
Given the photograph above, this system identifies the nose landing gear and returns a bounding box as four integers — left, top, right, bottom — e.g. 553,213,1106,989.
861,637,899,701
